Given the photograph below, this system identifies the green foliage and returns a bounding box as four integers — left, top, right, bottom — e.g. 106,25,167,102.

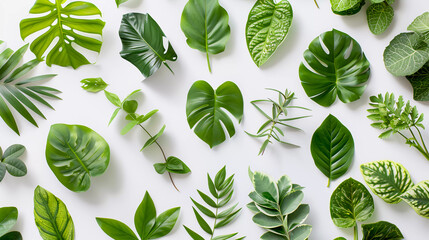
97,191,180,240
361,221,404,240
246,0,293,67
299,29,370,107
0,41,60,135
184,167,244,240
0,144,27,182
248,170,312,240
311,115,354,187
400,180,429,218
330,0,364,15
186,81,243,148
34,186,75,240
0,207,21,239
81,78,108,93
115,0,129,7
20,0,105,69
367,92,429,161
180,0,230,72
406,64,429,101
246,88,310,155
46,124,110,192
119,13,177,78
105,90,190,191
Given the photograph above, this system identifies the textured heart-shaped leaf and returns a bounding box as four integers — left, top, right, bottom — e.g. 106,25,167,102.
330,0,365,15
400,180,429,218
46,124,110,192
360,160,414,204
299,29,370,106
408,12,429,34
311,115,354,187
367,2,394,35
362,221,404,240
246,0,293,67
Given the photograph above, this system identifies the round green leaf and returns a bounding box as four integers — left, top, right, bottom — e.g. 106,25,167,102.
362,221,404,240
45,124,110,192
367,2,394,35
246,0,293,67
186,80,243,148
180,0,230,72
360,160,414,204
34,186,74,240
80,78,108,93
384,32,429,76
20,0,105,69
119,13,177,78
311,115,354,186
400,180,429,218
330,178,374,228
0,207,18,237
330,0,365,15
299,29,370,106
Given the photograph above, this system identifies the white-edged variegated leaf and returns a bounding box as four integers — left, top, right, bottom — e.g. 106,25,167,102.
400,180,429,218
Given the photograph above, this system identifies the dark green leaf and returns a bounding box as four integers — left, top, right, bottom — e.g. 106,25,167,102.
400,180,429,218
331,0,365,15
0,163,5,182
184,226,205,240
406,64,429,101
0,231,22,240
192,207,213,235
147,207,180,239
367,2,394,35
362,221,404,240
141,125,165,150
96,218,139,240
165,156,191,174
123,100,138,114
0,207,18,237
134,191,157,239
80,78,107,93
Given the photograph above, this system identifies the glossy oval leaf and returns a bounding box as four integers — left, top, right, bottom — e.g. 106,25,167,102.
400,180,429,218
367,2,394,35
134,191,156,239
119,13,177,78
0,207,18,237
311,114,354,186
330,178,374,228
406,63,429,101
299,29,370,106
246,0,293,67
34,186,74,240
360,160,414,204
186,80,243,148
0,231,22,240
384,32,429,76
46,124,110,192
96,218,139,240
362,221,404,240
81,78,108,93
147,207,180,239
20,0,105,69
180,0,230,72
330,0,365,15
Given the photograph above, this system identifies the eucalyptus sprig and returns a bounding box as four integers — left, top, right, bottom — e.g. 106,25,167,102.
367,92,429,161
246,88,311,155
104,90,190,191
184,166,244,240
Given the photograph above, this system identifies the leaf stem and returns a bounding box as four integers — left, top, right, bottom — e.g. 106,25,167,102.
354,224,358,240
314,0,320,8
415,126,429,155
206,52,212,73
210,197,220,239
327,178,331,188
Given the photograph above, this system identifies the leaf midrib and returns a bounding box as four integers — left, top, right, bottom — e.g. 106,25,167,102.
64,139,91,174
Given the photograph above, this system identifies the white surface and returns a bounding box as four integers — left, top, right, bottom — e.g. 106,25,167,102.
1,0,429,239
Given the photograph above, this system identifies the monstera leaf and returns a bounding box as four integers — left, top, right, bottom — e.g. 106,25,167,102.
34,186,75,240
360,160,414,204
330,178,374,228
311,115,354,187
246,0,293,67
362,221,404,240
400,180,429,218
367,2,394,35
0,41,60,135
46,124,110,192
180,0,230,72
186,81,243,148
20,0,105,69
299,29,370,107
119,13,177,79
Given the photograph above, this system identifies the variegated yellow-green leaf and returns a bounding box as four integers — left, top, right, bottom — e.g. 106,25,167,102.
400,180,429,218
360,160,414,204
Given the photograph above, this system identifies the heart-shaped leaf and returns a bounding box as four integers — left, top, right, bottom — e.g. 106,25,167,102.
366,2,394,35
246,0,293,67
406,64,429,101
20,0,105,69
299,29,370,106
81,78,108,93
119,13,177,78
360,160,414,204
400,180,429,218
186,80,243,148
180,0,230,72
330,178,374,228
0,207,18,237
311,114,354,187
34,186,74,240
362,221,404,240
45,124,110,192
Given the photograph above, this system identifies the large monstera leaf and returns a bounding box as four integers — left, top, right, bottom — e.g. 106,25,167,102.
246,0,293,67
400,180,429,218
299,29,370,107
186,81,243,148
360,160,414,204
119,13,177,79
45,124,110,192
180,0,230,72
0,41,60,135
20,0,105,69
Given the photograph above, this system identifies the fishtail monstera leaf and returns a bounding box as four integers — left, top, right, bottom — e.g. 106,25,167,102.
0,41,60,135
246,0,293,67
400,180,429,218
20,0,105,69
46,124,110,192
186,80,243,148
299,29,370,107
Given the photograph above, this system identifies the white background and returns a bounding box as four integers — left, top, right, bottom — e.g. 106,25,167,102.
1,0,429,239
